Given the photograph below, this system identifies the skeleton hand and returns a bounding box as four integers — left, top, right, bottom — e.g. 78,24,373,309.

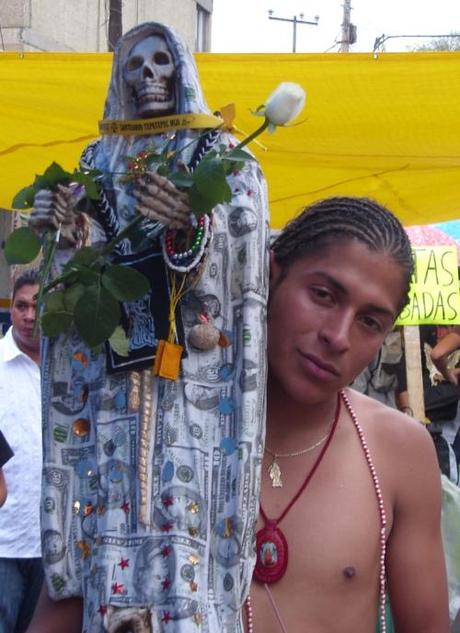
29,184,82,246
133,171,190,230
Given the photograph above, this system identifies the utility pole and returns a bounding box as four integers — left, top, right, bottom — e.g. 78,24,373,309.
108,0,123,52
339,0,357,52
268,11,319,53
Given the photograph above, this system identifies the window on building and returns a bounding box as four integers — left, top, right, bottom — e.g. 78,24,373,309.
196,4,210,51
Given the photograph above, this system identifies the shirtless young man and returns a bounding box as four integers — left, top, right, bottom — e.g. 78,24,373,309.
245,197,449,633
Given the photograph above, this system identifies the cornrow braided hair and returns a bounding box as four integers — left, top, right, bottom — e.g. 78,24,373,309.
272,196,414,312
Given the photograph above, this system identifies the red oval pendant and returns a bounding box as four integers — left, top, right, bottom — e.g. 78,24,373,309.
253,523,288,583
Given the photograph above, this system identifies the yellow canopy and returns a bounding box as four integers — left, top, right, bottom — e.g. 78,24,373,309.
1,51,459,227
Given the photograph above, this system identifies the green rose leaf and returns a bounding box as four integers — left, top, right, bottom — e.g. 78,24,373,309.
169,172,194,188
12,185,36,209
224,148,255,162
72,171,100,200
64,246,103,270
188,187,216,216
75,267,101,286
74,285,121,348
109,325,130,357
45,290,66,313
157,164,169,176
41,162,71,189
102,265,150,302
41,311,74,337
4,227,42,265
63,283,86,312
192,157,232,207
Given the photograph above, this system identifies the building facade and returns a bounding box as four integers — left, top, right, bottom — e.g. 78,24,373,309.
0,0,213,52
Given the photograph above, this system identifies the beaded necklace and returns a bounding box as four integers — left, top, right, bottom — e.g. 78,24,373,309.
246,389,388,633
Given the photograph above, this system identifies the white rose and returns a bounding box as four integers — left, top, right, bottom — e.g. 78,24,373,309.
264,82,306,126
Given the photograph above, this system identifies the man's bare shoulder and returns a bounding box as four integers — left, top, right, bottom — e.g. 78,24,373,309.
344,387,434,453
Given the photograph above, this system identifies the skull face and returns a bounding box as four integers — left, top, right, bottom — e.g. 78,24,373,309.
123,35,176,118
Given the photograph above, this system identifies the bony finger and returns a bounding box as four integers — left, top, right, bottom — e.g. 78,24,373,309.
135,203,164,224
144,172,180,196
56,183,73,199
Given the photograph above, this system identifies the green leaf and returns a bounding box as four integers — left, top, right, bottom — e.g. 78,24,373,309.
157,164,169,176
42,162,71,189
225,148,255,162
63,283,85,312
4,227,42,265
109,325,130,357
72,171,100,200
188,187,216,216
41,311,73,337
102,265,150,302
75,267,101,286
45,290,66,313
192,158,232,207
12,185,36,209
64,246,103,270
222,159,244,175
74,285,121,348
169,172,194,188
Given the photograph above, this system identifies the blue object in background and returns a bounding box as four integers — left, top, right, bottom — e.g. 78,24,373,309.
0,311,10,336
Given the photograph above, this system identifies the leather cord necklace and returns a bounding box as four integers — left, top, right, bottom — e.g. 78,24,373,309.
254,392,341,584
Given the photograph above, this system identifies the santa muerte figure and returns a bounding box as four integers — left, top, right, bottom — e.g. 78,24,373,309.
30,22,269,633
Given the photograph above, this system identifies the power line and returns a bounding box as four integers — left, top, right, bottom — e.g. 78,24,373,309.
267,10,319,53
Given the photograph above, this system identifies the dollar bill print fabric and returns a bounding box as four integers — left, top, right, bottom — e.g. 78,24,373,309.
40,22,269,633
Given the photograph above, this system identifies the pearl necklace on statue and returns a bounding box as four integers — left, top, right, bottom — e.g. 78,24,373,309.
246,389,388,633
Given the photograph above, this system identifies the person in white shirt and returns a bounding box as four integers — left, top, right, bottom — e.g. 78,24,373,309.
0,269,42,633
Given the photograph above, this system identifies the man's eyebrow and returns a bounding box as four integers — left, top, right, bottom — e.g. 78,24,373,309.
311,271,396,318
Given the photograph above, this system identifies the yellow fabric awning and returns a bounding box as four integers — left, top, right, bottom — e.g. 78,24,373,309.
1,51,459,227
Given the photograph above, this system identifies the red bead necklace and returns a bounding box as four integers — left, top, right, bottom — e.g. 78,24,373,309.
253,392,341,584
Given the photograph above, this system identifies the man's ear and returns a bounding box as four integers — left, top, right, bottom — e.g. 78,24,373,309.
269,250,282,285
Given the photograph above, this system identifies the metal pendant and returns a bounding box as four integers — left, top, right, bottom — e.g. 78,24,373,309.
268,457,283,488
254,521,289,583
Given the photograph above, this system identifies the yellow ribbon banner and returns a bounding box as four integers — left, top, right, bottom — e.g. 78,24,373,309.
397,245,460,325
98,112,223,136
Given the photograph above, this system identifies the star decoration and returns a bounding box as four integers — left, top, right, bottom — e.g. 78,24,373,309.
118,558,129,570
97,604,108,616
162,577,171,591
224,518,234,538
161,545,172,558
193,613,204,625
162,611,172,624
111,582,124,594
76,540,91,560
162,495,174,508
120,501,130,513
161,521,173,533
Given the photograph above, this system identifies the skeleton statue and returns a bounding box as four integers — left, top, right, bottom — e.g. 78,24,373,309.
31,22,269,633
30,32,188,239
123,35,176,117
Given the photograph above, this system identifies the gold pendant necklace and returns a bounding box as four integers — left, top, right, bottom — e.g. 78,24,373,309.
265,430,331,488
